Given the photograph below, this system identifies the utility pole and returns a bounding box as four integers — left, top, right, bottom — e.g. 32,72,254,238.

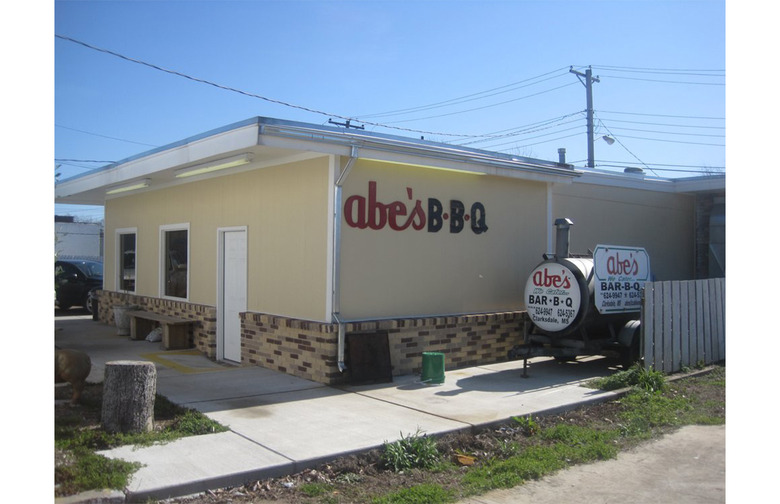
570,66,600,168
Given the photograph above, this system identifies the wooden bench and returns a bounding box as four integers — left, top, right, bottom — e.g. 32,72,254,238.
126,310,194,350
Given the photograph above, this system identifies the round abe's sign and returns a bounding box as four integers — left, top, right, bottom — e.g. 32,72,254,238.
524,262,581,332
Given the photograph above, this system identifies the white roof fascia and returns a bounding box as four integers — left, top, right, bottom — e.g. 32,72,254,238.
55,122,261,201
671,175,726,193
574,170,677,192
574,169,725,194
257,120,581,185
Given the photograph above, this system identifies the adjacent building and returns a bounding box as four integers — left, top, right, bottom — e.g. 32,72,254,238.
55,215,104,261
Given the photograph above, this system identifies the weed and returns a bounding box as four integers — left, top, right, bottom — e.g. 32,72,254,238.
335,472,364,484
299,482,331,497
512,415,540,435
636,367,667,392
381,429,441,473
167,409,227,436
587,363,667,393
372,483,455,504
495,439,520,458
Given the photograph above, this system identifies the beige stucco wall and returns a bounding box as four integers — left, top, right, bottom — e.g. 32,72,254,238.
102,152,697,327
338,159,549,319
104,156,332,321
552,181,695,280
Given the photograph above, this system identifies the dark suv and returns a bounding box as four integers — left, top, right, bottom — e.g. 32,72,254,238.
55,259,103,312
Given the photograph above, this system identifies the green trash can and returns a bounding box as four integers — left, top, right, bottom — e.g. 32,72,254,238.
421,352,445,384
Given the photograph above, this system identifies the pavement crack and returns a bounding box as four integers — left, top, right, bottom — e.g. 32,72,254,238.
228,428,297,462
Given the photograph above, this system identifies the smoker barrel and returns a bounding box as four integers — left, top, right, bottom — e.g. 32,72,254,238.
524,219,638,340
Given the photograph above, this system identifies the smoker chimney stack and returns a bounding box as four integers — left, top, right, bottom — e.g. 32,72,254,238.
554,218,574,259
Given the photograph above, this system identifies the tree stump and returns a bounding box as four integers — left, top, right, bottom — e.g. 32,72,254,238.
101,360,157,433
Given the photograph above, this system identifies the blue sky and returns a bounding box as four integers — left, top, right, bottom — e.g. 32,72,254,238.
53,0,726,220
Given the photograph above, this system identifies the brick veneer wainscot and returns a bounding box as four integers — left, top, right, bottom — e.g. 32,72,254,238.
95,290,217,357
241,311,526,385
95,291,525,385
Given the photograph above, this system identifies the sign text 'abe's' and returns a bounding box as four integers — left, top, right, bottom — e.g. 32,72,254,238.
344,181,488,235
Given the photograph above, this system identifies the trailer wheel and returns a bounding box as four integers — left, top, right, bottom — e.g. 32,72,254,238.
620,324,642,369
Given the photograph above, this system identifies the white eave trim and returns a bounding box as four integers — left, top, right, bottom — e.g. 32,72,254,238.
257,121,581,184
55,122,262,202
574,170,725,194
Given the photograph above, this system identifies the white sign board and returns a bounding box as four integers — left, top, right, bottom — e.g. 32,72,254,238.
593,245,650,314
525,262,581,332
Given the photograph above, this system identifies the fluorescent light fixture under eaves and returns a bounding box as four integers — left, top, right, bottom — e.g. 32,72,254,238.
106,178,151,195
175,153,254,178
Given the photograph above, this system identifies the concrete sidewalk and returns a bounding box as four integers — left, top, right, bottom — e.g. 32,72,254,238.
55,313,623,502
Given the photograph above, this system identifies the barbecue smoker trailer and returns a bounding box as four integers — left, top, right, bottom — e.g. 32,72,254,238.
508,218,648,375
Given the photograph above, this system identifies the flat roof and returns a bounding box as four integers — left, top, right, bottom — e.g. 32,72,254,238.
55,116,724,205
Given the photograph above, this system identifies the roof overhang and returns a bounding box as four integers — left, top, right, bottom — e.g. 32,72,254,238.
55,117,582,206
573,168,725,194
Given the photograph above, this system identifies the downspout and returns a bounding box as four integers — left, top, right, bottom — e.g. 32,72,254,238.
333,146,359,372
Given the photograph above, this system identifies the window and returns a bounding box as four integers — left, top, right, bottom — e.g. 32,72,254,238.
116,229,137,292
160,224,189,299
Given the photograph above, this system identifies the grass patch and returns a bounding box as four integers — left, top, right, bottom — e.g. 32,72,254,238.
55,385,228,497
371,483,455,504
299,482,332,497
462,424,620,495
54,448,141,497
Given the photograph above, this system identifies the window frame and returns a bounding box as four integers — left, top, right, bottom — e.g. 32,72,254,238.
115,227,137,293
159,223,190,300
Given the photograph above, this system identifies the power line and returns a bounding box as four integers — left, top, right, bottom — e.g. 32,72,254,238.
612,134,725,147
56,34,507,140
594,115,657,176
590,64,724,75
595,160,725,170
597,110,724,121
605,126,725,138
381,82,578,125
598,74,725,86
489,132,584,151
55,158,116,164
459,115,585,148
479,125,585,150
57,34,724,170
356,67,571,119
599,118,725,130
595,164,724,175
56,124,159,147
451,110,584,139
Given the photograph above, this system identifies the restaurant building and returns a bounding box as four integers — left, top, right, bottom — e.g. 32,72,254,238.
55,117,725,384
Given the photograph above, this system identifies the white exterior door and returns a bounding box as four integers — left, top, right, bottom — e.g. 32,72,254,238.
219,228,247,362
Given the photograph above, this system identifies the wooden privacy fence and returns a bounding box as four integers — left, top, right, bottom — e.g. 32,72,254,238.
641,278,725,373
